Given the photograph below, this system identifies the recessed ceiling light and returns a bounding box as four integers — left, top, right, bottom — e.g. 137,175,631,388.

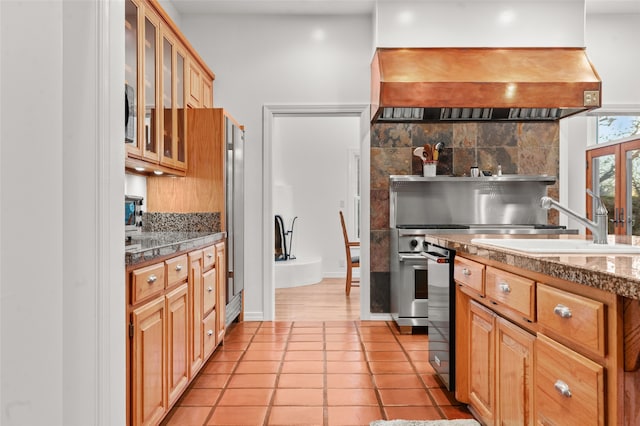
153,170,163,175
134,167,145,172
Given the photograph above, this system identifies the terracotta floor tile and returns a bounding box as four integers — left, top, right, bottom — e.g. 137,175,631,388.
325,351,365,361
267,406,324,425
281,360,324,374
235,360,281,374
327,406,382,426
219,341,250,351
252,334,290,343
327,388,378,406
373,374,424,389
248,342,288,351
227,373,277,388
256,327,292,335
378,388,432,406
224,333,254,342
242,350,285,361
406,350,430,362
209,350,244,362
284,351,324,361
324,326,358,334
359,333,396,342
272,388,324,405
278,373,324,388
292,321,325,328
228,322,260,332
440,404,476,419
261,321,293,329
206,406,268,425
428,387,462,406
326,373,374,389
290,327,323,334
202,361,237,374
368,361,414,374
366,351,408,362
178,388,222,406
325,333,360,342
412,361,436,374
363,342,402,352
383,405,442,421
325,341,362,351
289,334,324,342
164,406,212,425
326,361,369,374
192,374,230,389
420,374,445,388
356,321,391,328
401,342,430,351
217,388,274,406
324,321,357,328
287,341,324,351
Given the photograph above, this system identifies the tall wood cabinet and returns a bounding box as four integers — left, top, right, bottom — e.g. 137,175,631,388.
127,242,226,426
124,0,214,176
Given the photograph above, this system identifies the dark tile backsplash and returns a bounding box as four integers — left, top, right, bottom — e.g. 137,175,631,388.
369,121,560,312
143,212,221,233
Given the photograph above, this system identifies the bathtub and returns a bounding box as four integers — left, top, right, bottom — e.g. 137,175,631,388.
274,257,323,288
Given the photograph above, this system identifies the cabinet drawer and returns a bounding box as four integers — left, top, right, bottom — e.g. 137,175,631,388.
486,266,535,321
203,308,217,358
203,245,215,270
537,284,606,357
203,268,216,315
166,255,188,288
132,263,165,304
454,257,485,295
534,334,604,426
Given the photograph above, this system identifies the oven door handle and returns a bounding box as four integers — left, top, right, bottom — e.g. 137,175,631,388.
421,251,450,263
398,254,428,262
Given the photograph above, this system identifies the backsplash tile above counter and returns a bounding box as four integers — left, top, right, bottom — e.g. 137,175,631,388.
143,212,220,232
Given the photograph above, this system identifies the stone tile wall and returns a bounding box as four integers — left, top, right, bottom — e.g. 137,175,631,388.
369,121,560,313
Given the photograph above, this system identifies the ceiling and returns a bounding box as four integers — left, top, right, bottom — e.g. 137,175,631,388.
170,0,640,16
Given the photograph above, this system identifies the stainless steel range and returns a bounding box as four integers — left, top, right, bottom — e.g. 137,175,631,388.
389,175,577,391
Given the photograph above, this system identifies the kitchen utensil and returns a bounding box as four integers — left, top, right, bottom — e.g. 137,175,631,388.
470,166,480,177
423,144,432,161
413,147,425,159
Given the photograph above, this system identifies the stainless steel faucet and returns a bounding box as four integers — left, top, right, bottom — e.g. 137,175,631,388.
540,190,609,244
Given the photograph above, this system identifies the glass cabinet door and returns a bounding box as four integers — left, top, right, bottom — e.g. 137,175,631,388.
143,12,159,161
176,50,186,166
124,0,140,154
161,34,173,163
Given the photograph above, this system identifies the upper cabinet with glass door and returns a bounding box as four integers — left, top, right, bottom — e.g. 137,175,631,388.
124,0,214,176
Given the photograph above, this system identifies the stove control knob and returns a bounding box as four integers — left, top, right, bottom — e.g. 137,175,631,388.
422,241,429,250
410,239,418,248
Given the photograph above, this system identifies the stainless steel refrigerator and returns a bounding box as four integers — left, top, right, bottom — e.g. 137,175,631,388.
225,114,244,326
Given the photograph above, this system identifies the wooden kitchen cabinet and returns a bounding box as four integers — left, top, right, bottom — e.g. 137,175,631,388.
124,0,214,176
166,283,189,407
215,241,227,343
187,250,204,376
454,254,624,426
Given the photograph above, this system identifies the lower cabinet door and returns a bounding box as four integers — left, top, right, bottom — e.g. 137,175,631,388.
535,333,604,426
203,308,217,358
166,283,189,407
496,317,534,426
469,301,496,425
132,297,166,426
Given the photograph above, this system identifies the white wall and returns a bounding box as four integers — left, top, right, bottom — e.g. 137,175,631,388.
273,116,360,276
374,0,585,47
180,13,372,319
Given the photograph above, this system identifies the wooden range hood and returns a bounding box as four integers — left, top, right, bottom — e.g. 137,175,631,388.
371,47,602,123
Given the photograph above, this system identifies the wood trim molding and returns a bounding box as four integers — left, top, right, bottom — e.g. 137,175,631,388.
624,298,640,372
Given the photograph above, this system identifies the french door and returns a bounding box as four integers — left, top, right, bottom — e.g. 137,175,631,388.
586,138,640,236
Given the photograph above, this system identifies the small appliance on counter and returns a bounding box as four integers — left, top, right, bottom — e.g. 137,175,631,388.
125,195,143,236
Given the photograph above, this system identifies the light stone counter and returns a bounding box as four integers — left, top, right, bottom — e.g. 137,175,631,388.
426,233,640,300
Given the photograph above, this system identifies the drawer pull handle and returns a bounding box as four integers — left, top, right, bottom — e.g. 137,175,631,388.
147,274,157,284
462,268,471,276
175,265,182,272
208,286,213,293
207,253,214,259
554,380,572,398
207,329,213,336
553,304,572,318
499,283,511,293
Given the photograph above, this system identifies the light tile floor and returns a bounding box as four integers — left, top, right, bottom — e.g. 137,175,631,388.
161,321,474,426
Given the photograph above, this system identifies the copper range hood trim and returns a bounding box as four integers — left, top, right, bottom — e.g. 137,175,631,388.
371,47,602,123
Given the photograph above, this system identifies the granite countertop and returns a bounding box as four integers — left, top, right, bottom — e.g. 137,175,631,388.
125,231,226,267
425,233,640,300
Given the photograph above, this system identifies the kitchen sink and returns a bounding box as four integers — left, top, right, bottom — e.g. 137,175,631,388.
470,238,640,254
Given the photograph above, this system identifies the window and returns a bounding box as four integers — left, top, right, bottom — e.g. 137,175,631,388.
597,115,640,144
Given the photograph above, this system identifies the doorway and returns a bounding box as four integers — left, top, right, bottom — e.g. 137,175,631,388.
262,105,370,321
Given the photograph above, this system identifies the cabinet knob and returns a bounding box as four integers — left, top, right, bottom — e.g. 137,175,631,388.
147,274,157,284
175,265,182,272
207,330,213,336
499,283,511,294
462,268,471,276
207,253,213,259
208,286,213,293
554,380,572,398
553,304,572,318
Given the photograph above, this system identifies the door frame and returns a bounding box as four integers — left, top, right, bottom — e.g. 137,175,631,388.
262,104,370,320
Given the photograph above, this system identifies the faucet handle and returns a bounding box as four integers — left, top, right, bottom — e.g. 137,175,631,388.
586,189,608,215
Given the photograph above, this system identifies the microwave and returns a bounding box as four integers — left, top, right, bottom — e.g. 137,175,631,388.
125,195,143,234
